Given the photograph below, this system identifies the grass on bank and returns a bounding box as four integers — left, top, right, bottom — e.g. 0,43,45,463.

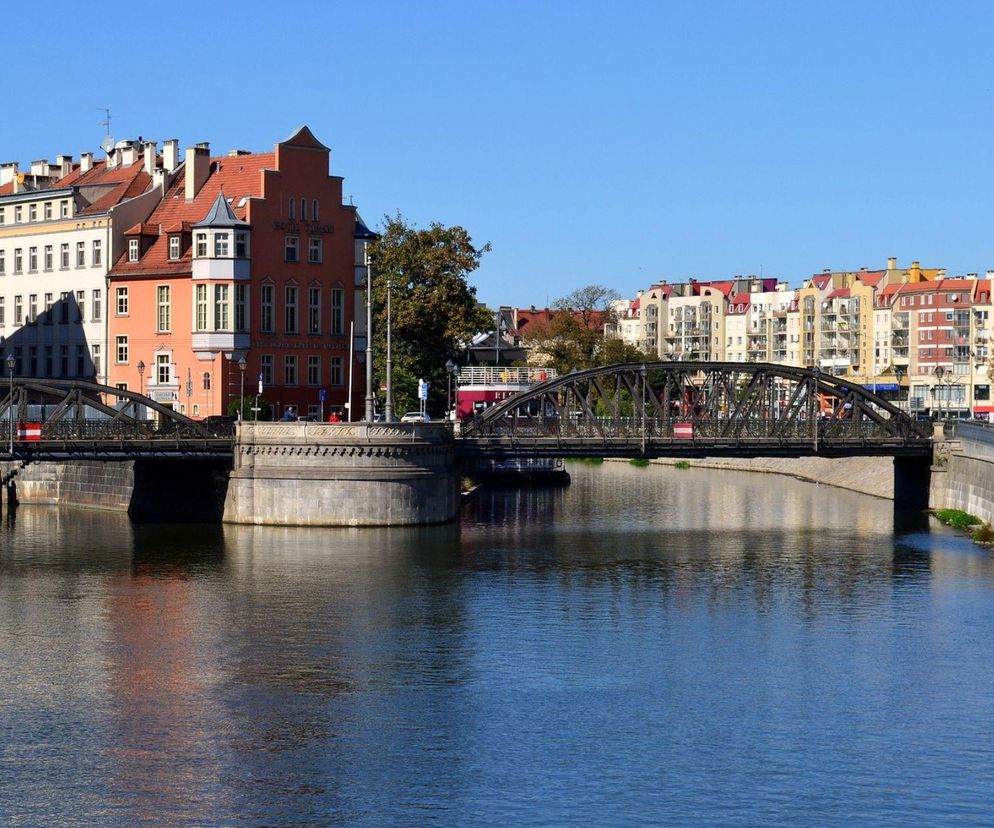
935,508,981,530
972,522,994,544
629,458,650,467
674,460,691,470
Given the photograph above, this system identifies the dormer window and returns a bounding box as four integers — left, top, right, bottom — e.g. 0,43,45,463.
235,233,248,258
169,236,181,260
195,233,207,257
128,239,139,262
214,232,229,257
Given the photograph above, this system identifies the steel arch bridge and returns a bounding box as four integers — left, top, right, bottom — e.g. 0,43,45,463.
0,378,234,457
458,361,933,459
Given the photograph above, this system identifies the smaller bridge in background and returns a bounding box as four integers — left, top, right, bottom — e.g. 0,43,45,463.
458,361,933,460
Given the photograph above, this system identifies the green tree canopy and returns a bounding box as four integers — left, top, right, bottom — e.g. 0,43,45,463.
369,213,492,416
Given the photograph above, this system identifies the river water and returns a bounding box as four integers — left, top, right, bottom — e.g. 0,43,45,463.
1,462,993,826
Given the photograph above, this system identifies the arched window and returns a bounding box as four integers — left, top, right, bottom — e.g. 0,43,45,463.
301,198,308,221
312,199,319,221
288,198,295,220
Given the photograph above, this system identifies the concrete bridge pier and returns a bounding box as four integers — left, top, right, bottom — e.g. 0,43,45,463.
893,455,933,511
223,422,460,527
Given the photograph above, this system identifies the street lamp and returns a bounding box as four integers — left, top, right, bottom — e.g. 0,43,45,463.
934,365,946,420
640,363,647,454
137,360,145,396
385,279,394,423
6,354,14,456
445,359,456,420
238,357,247,421
812,364,821,452
894,365,906,410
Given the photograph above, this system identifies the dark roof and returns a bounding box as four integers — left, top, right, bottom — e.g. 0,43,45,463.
194,190,248,228
354,212,379,240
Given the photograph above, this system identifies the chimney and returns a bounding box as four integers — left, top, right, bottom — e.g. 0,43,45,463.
185,142,210,200
143,141,157,175
120,142,138,167
887,257,897,270
56,154,73,178
227,149,252,157
0,162,17,186
30,159,49,177
80,152,93,174
163,139,179,172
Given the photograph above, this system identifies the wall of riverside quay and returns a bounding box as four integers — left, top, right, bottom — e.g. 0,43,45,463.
223,421,461,527
0,458,230,520
929,424,994,523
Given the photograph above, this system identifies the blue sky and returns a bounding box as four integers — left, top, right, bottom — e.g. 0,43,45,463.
4,1,994,307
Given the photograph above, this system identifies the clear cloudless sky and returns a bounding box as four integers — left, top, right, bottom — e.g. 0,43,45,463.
4,0,994,307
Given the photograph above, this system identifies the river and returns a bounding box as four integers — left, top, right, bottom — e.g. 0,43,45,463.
1,462,993,826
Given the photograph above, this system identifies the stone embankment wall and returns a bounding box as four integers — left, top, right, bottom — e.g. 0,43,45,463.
928,427,994,523
3,460,135,511
224,421,460,526
621,455,895,499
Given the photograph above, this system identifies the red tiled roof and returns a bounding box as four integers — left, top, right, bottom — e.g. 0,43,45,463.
899,279,975,293
826,288,850,299
110,153,275,277
811,274,832,290
0,182,13,196
856,270,885,287
728,292,751,311
708,280,735,297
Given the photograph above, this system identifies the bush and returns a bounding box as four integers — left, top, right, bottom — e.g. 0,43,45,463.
973,522,994,544
629,458,650,467
674,460,691,469
935,509,981,530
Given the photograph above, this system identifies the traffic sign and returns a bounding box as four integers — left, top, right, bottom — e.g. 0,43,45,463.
319,388,327,402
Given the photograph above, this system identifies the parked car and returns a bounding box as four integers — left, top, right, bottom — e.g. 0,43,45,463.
400,411,431,423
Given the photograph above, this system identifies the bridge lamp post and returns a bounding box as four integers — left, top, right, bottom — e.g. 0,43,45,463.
445,359,456,420
238,357,247,422
934,365,946,421
6,354,13,456
812,365,821,453
895,365,906,411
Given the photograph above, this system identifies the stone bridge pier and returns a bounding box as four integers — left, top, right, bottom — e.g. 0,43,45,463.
223,421,460,526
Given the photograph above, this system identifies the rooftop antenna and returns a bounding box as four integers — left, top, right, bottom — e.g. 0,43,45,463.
98,108,115,154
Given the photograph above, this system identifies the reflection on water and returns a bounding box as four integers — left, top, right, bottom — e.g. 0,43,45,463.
2,463,994,826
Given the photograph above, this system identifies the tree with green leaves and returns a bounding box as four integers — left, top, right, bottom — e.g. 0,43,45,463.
369,213,493,416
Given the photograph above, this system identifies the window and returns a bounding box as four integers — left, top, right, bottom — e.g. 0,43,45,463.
288,198,295,220
214,284,229,330
284,355,298,386
92,345,101,378
29,204,37,222
116,335,129,364
116,287,129,316
156,353,171,385
28,295,37,324
128,239,139,262
157,285,171,332
261,284,274,332
169,236,180,260
195,233,207,257
0,208,4,224
195,284,208,331
235,232,247,258
59,293,69,323
92,289,102,321
44,293,53,322
60,345,68,377
285,236,299,263
76,241,85,267
29,347,37,376
44,245,52,271
308,237,322,264
0,251,4,274
76,290,85,322
331,288,344,335
312,199,319,221
214,232,229,257
43,202,52,220
308,287,321,334
260,354,273,385
76,345,85,377
13,248,22,274
330,356,343,386
14,206,22,223
60,200,69,218
307,355,320,385
28,247,37,272
301,198,308,221
235,284,248,331
60,243,69,269
0,297,6,327
285,285,298,333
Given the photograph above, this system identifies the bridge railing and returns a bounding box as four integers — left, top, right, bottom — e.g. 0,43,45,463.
0,418,235,442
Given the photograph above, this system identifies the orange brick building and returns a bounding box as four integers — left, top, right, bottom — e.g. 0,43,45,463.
108,127,372,420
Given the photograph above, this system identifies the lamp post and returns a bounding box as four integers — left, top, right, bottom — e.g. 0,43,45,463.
238,357,247,421
363,246,374,422
6,354,14,456
640,363,647,454
895,365,906,411
385,279,394,423
137,359,145,395
934,365,945,421
445,359,456,420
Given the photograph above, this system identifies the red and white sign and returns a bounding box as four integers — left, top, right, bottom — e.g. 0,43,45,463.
674,422,694,440
17,423,41,441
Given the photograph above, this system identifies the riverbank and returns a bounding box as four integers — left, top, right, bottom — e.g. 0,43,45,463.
603,454,894,499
